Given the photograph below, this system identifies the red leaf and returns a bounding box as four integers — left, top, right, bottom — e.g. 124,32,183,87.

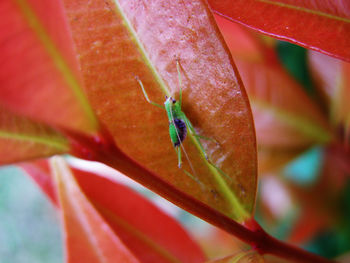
0,107,69,165
0,0,97,132
215,15,332,147
51,157,140,263
74,168,207,263
20,159,58,205
214,14,333,172
209,0,350,62
22,159,206,263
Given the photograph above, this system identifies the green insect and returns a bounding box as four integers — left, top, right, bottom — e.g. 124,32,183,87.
137,65,241,215
136,61,212,170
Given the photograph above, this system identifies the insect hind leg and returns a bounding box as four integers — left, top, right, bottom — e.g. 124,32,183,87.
182,116,232,183
176,145,206,188
176,147,182,168
182,115,211,160
193,134,220,146
183,169,206,190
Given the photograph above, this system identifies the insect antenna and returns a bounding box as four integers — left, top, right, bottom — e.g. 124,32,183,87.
179,133,206,190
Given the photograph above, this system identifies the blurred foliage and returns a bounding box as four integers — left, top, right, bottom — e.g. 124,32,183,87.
0,166,62,263
283,146,323,187
277,41,314,95
305,181,350,259
256,41,350,260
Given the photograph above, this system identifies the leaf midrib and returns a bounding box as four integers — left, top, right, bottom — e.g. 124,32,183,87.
252,98,333,143
257,0,350,23
15,0,98,130
113,1,171,97
0,130,68,151
114,1,251,221
92,201,182,263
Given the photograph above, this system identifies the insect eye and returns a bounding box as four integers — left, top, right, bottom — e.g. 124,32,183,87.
165,95,168,99
172,98,176,103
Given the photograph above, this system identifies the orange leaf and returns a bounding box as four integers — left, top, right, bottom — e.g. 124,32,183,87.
62,0,257,222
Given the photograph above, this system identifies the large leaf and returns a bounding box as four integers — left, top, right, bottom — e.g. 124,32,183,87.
51,157,140,263
0,0,97,133
61,0,257,222
74,168,206,263
208,0,350,62
0,107,68,164
22,158,207,263
214,15,333,172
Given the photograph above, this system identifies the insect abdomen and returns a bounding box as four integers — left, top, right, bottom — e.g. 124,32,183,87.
169,118,187,147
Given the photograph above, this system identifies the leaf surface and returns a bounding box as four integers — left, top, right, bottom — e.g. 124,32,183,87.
62,0,257,222
0,107,68,164
51,157,140,263
214,15,333,171
73,168,207,263
20,159,58,205
22,159,207,263
208,0,350,62
0,0,97,133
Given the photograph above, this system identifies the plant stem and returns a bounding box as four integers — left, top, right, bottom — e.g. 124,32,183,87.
243,219,336,263
259,232,336,263
68,129,337,263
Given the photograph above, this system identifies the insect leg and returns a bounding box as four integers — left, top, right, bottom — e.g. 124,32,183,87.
176,146,182,168
183,115,219,145
136,76,165,109
183,169,206,190
182,115,210,160
183,115,232,182
192,134,220,145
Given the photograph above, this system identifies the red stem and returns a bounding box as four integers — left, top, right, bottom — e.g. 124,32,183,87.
68,129,336,263
255,230,336,263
